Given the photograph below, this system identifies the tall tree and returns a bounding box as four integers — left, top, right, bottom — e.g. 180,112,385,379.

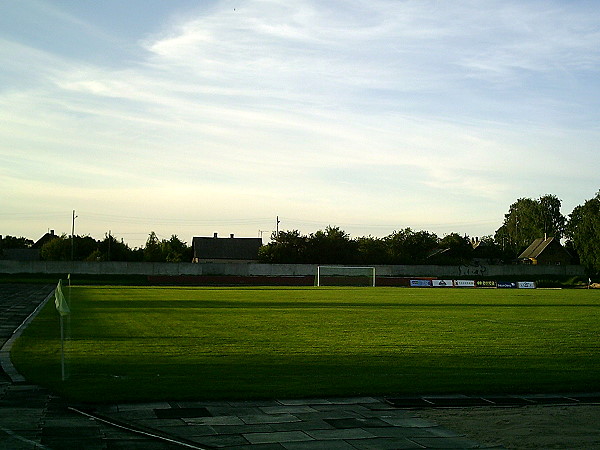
305,226,358,264
162,235,191,262
40,235,98,261
494,195,566,256
385,228,439,264
356,236,388,264
143,232,164,262
566,191,600,275
435,233,473,264
40,234,70,261
258,230,308,263
97,233,134,261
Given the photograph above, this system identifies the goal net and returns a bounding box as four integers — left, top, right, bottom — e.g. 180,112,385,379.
316,266,376,287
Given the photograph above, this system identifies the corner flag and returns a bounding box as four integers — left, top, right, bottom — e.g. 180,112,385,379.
55,280,70,316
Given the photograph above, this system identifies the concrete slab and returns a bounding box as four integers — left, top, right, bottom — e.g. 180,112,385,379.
305,428,376,440
117,402,172,412
324,417,390,429
244,430,313,445
260,405,319,414
191,433,250,447
282,440,356,449
185,415,245,426
277,399,332,406
409,436,482,449
269,419,334,432
380,416,439,428
241,414,301,425
349,437,426,449
154,407,212,419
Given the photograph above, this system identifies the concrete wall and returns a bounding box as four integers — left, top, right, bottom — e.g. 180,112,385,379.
0,260,585,278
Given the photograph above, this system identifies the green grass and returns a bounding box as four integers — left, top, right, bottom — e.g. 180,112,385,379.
11,286,600,403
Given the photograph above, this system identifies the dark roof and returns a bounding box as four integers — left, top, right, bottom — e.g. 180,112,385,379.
32,231,59,249
192,236,262,260
518,237,573,261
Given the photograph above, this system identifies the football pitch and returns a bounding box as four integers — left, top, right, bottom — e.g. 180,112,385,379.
11,286,600,403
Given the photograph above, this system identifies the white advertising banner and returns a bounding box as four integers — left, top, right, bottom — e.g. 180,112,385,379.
454,280,475,287
432,280,454,287
517,281,536,289
410,279,432,287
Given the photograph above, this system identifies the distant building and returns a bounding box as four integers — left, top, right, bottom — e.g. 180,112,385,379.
0,230,58,261
192,233,263,263
518,237,573,265
32,230,59,249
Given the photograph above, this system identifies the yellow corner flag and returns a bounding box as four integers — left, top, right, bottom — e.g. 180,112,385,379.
55,280,70,316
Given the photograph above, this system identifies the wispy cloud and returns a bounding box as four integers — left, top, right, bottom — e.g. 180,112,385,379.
1,0,599,243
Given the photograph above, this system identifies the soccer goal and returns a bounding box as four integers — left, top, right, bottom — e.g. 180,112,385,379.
316,266,376,287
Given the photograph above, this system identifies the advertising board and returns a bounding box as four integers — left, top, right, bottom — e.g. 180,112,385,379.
432,279,453,287
475,280,497,288
410,279,432,287
497,281,517,289
517,281,536,289
454,280,475,287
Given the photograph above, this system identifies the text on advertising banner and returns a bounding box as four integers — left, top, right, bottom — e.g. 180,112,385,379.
454,280,475,287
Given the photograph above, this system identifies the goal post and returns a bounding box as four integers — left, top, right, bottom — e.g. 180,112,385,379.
316,266,376,287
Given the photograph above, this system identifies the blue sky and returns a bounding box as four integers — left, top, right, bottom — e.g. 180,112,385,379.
1,0,599,247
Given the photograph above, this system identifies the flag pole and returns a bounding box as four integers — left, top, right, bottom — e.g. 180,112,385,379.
55,279,70,381
60,314,66,381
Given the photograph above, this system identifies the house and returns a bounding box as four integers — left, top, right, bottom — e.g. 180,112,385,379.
192,233,263,263
32,230,59,249
518,237,573,265
0,230,58,261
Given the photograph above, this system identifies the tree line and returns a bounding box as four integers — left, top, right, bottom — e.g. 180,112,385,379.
1,192,598,273
0,232,192,263
259,192,599,274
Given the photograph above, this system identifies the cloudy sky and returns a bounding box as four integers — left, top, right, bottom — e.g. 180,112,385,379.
1,0,599,247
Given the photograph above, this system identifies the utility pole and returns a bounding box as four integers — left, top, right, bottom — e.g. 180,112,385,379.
71,210,77,261
276,216,280,237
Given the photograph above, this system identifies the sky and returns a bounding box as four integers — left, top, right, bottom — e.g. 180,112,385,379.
1,0,599,247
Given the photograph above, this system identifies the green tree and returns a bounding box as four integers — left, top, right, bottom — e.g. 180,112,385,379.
385,228,439,264
258,230,308,263
434,233,473,264
41,235,99,261
96,233,135,261
494,195,566,256
566,191,600,275
40,234,70,261
75,235,99,261
162,235,191,262
305,226,358,264
85,249,103,261
1,235,34,249
472,235,507,263
356,236,388,264
143,232,164,262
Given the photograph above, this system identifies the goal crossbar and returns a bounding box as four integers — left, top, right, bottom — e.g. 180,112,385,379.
316,266,376,287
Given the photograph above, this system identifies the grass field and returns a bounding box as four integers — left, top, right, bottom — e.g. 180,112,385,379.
11,286,600,403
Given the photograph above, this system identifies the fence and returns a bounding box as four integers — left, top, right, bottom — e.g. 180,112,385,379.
0,260,585,278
